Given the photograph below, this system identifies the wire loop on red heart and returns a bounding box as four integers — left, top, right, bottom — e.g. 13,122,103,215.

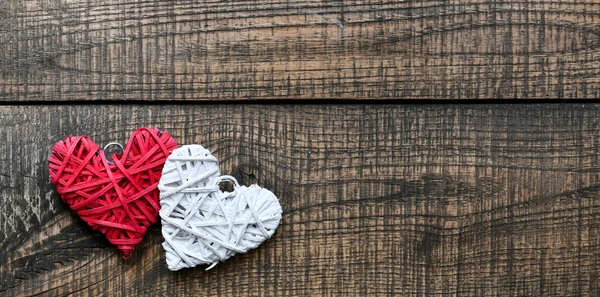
159,145,282,271
49,128,178,258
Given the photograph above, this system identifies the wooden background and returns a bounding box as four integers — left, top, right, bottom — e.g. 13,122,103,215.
2,105,600,296
2,0,600,296
2,0,600,100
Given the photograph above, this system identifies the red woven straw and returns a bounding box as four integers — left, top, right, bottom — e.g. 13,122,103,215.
48,128,178,259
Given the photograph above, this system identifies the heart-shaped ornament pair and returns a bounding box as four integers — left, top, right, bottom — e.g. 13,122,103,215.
159,145,283,271
48,128,178,258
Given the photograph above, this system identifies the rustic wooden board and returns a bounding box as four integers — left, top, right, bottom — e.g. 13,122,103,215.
1,104,600,296
2,0,600,101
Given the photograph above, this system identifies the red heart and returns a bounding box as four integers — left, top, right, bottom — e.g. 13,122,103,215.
48,128,178,259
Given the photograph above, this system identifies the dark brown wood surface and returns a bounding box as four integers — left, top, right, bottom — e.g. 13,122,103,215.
1,104,600,296
2,0,600,100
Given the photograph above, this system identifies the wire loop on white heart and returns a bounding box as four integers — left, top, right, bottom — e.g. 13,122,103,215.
216,175,240,187
159,145,282,271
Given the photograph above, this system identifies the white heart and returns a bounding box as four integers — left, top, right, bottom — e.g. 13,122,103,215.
158,145,283,271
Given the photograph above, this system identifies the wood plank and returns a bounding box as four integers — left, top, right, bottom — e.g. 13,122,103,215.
1,104,600,296
2,0,600,101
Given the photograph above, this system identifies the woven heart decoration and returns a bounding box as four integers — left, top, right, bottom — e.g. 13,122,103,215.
159,145,282,271
48,128,178,258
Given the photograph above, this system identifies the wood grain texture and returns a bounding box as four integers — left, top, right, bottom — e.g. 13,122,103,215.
2,0,600,100
1,104,600,296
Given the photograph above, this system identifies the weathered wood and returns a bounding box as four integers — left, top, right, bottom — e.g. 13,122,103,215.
1,104,600,296
2,0,600,101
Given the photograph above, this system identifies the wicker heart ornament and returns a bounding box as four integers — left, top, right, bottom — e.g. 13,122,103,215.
159,145,282,271
48,128,178,258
